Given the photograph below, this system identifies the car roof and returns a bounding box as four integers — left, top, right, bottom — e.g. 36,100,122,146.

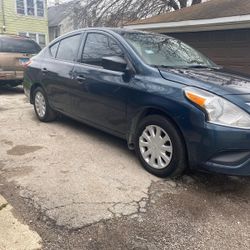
0,34,34,41
51,27,171,45
73,27,160,35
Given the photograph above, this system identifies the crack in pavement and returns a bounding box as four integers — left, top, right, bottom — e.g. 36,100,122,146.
13,179,156,230
20,188,151,226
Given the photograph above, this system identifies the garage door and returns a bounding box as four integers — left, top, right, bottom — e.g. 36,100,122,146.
169,29,250,75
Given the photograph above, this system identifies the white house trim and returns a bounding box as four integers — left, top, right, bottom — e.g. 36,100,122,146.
125,14,250,33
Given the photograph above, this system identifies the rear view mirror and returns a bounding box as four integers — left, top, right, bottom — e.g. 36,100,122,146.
102,56,127,72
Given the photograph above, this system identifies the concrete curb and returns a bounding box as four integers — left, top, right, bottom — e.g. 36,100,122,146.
0,195,42,250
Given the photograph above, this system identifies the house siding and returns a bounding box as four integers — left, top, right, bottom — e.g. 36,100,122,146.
49,16,74,42
0,0,49,44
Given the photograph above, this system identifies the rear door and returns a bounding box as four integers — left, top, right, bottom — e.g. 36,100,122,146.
40,33,82,114
71,31,129,135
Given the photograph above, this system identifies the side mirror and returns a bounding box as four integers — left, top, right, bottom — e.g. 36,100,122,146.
102,56,127,72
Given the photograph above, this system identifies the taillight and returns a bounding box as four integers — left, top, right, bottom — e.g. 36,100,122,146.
23,60,32,68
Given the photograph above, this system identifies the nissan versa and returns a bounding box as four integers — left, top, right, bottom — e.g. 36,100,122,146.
23,28,250,177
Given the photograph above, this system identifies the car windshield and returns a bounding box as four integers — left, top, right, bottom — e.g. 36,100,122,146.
0,37,41,54
122,32,216,68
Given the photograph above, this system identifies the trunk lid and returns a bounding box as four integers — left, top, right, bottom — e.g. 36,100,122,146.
0,52,31,72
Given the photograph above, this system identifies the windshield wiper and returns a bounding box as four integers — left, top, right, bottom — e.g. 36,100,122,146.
151,64,222,70
151,64,174,68
187,64,221,69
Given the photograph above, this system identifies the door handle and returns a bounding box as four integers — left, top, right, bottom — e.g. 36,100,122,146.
76,75,87,83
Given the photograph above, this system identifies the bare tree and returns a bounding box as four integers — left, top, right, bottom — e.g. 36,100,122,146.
71,0,203,28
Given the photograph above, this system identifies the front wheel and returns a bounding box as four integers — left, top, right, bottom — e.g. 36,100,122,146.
135,115,187,178
33,87,57,122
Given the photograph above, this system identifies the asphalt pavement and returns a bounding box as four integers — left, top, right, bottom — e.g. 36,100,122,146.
0,86,250,250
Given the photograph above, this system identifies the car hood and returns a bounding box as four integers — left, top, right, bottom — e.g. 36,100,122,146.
159,67,250,96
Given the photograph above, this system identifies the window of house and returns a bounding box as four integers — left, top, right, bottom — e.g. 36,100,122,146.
56,35,81,61
54,27,60,39
82,33,123,67
28,33,37,41
27,0,35,15
19,32,27,37
16,0,25,15
38,34,46,48
37,0,45,17
19,32,46,48
16,0,45,17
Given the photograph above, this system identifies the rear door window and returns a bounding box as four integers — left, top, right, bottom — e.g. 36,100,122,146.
0,37,41,54
50,42,59,58
56,34,81,62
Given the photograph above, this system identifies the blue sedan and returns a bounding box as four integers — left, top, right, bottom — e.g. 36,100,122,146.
23,28,250,177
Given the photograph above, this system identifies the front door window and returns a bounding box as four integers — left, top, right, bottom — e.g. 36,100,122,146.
82,33,123,67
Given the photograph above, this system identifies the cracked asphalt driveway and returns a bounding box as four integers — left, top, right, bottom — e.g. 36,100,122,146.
0,87,250,249
0,87,157,229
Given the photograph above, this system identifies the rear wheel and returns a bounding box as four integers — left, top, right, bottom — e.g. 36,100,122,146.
33,87,57,122
135,115,186,177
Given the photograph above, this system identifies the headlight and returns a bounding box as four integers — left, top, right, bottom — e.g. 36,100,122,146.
184,87,250,129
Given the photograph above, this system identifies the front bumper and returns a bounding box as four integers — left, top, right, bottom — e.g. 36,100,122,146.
201,150,250,176
186,122,250,176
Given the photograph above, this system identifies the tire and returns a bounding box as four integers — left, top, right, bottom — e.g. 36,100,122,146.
135,115,186,178
33,87,57,122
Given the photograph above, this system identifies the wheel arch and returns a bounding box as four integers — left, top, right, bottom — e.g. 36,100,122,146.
127,107,189,165
30,83,44,104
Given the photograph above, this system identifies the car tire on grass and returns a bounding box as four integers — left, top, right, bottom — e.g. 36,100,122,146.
33,87,57,122
135,115,187,178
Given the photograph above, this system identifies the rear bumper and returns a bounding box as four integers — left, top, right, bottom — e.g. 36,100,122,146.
0,71,24,81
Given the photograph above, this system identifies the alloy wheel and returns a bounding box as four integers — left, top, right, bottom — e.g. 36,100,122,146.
35,91,46,118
